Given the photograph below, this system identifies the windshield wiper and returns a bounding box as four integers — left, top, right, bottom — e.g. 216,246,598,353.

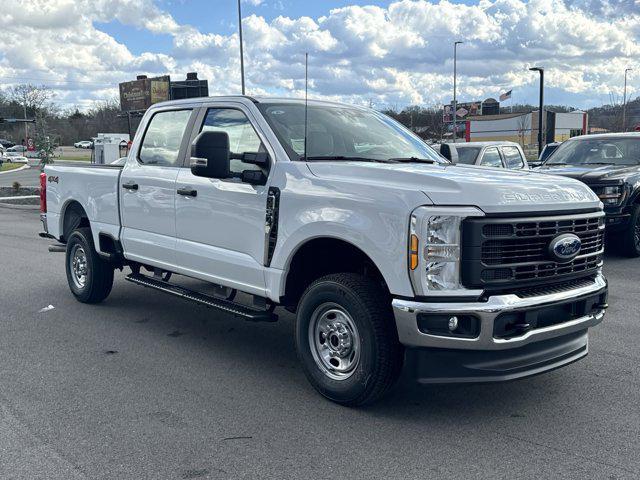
387,156,436,164
303,156,397,163
583,162,616,165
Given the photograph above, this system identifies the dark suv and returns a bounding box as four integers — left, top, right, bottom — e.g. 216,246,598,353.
538,133,640,256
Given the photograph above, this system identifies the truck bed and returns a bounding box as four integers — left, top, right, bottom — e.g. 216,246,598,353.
44,163,123,243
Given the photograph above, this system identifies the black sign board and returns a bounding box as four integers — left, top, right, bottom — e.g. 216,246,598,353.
119,76,170,112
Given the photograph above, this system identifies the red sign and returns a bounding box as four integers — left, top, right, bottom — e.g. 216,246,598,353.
27,138,35,151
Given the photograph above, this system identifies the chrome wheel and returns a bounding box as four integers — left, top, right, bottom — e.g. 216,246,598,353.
70,244,88,289
308,303,361,380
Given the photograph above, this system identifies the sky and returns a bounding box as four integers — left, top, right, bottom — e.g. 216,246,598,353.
1,0,638,111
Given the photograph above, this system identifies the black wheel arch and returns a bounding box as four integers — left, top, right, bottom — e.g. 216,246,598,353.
281,237,389,311
61,200,90,242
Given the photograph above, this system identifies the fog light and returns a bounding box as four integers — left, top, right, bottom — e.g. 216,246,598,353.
448,316,459,332
417,314,480,338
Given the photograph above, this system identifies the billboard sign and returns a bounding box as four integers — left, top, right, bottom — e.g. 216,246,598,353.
119,75,170,112
443,101,482,123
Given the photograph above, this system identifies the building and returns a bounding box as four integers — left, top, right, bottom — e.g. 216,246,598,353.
465,110,588,147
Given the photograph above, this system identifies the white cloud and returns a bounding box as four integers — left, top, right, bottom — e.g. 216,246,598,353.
0,0,638,110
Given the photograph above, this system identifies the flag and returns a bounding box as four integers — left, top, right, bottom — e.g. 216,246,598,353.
499,90,512,101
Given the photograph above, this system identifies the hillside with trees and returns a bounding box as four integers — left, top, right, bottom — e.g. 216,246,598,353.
1,83,638,147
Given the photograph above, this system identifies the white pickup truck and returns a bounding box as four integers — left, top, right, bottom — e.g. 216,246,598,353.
40,96,608,405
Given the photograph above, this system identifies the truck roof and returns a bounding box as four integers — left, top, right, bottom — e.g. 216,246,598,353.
453,141,521,148
565,132,640,141
149,95,366,111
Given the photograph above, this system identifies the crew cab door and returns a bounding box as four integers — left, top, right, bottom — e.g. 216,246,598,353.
120,108,195,268
173,105,272,295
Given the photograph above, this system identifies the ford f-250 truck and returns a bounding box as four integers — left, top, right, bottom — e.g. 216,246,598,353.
40,96,608,406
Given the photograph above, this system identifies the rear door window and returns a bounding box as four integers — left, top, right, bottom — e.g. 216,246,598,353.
479,147,503,167
502,146,525,169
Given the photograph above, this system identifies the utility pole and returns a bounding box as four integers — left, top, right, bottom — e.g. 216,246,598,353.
529,67,544,156
623,68,632,132
452,41,463,143
237,0,246,95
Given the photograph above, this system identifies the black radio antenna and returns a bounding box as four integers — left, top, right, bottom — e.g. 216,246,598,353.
303,52,308,161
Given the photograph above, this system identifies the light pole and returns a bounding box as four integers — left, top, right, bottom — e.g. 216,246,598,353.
237,0,246,95
452,41,463,143
23,102,28,149
529,67,544,156
623,68,632,132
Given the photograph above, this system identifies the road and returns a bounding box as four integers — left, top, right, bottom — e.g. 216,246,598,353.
1,207,639,479
0,158,89,187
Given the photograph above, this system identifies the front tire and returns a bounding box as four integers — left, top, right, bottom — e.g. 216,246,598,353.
65,227,114,303
620,205,640,258
295,273,404,406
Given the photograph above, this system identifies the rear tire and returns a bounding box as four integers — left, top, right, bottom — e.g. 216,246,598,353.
295,273,404,406
65,227,114,303
620,205,640,258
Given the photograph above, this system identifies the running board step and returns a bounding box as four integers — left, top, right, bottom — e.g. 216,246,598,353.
125,273,277,322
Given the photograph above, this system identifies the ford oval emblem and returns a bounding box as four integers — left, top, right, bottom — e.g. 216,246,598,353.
548,233,582,262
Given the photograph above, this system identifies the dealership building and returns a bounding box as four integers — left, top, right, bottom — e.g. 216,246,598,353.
464,110,588,146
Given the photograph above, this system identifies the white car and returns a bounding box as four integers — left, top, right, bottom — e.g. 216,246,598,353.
4,151,28,163
6,145,27,153
74,141,93,149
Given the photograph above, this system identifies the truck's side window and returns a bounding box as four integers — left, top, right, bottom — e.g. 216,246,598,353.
479,147,503,167
502,146,525,169
139,109,192,167
201,109,266,174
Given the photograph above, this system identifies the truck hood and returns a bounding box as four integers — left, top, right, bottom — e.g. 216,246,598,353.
537,164,640,184
307,162,601,214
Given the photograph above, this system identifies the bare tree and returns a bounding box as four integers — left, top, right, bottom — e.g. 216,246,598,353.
8,84,54,146
516,114,531,147
9,84,54,114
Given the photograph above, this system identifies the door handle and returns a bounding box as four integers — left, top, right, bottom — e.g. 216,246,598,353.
122,182,138,191
177,187,197,197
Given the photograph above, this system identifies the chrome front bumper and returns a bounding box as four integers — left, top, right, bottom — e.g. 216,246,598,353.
392,273,607,351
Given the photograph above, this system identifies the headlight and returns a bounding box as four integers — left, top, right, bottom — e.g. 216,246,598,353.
409,206,483,296
597,185,623,206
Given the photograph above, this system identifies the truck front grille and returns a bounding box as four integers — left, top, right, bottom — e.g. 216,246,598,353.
462,211,605,290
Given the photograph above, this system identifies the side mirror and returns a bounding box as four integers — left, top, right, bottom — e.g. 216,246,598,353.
190,131,230,179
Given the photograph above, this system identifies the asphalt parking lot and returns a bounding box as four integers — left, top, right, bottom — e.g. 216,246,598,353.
1,207,639,479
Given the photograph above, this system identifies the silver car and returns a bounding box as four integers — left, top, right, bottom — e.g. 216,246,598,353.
439,141,529,170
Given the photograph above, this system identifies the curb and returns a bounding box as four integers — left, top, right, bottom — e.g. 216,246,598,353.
0,164,30,175
0,202,39,211
0,195,39,201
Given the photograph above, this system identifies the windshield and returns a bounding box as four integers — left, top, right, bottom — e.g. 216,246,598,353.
456,147,482,165
540,144,559,162
257,102,445,163
545,138,640,166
